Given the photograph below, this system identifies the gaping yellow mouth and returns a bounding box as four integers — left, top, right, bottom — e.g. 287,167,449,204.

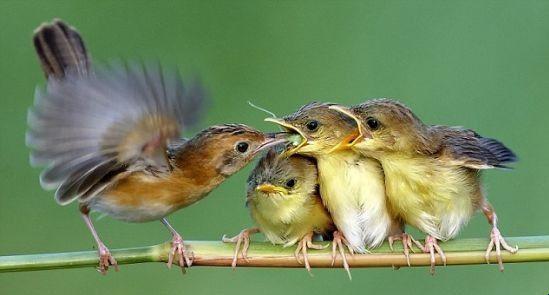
255,183,288,195
328,105,369,152
328,130,361,153
264,117,307,156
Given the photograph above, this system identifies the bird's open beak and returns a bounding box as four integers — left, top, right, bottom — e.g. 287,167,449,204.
264,117,307,156
328,130,361,153
328,105,371,152
256,183,288,194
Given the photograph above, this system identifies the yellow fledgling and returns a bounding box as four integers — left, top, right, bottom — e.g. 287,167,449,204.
330,99,518,273
264,103,403,273
223,147,334,273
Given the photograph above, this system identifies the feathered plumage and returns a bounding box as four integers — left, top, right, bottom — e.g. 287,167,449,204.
246,147,334,247
27,62,205,205
28,19,282,274
33,19,90,78
330,98,518,272
223,146,334,273
432,126,517,169
265,104,401,253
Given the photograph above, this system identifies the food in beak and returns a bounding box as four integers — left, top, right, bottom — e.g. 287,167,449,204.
287,133,303,147
264,118,307,156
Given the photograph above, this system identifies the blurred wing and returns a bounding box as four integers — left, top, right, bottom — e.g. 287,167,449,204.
27,62,206,205
432,126,517,169
33,19,90,79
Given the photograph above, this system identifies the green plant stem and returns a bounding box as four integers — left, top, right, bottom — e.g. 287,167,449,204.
1,236,549,273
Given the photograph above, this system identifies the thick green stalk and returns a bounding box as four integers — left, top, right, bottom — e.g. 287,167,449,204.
1,236,549,273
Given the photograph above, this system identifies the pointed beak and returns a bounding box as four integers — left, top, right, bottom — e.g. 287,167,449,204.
264,117,307,156
328,105,370,151
254,136,288,154
256,183,289,194
265,131,293,141
328,130,361,153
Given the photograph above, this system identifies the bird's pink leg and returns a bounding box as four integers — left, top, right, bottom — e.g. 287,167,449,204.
388,233,424,266
423,235,446,275
81,211,118,274
294,232,329,275
161,218,193,272
222,227,260,269
482,202,518,271
331,231,353,280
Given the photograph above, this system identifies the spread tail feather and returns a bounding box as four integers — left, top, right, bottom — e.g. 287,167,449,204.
33,19,90,79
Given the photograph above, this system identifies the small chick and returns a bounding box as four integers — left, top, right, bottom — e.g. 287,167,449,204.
265,103,402,273
330,99,518,273
28,20,284,274
223,147,334,273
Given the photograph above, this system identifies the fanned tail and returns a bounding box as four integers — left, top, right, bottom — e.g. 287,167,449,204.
33,19,90,79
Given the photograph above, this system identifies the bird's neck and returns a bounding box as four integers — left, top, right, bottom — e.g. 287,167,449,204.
315,150,359,163
171,145,228,198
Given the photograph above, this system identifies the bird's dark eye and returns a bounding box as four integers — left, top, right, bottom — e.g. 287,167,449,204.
306,120,319,131
236,142,249,153
366,117,380,130
285,178,296,188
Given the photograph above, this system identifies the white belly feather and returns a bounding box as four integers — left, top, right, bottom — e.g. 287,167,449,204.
87,195,176,223
317,152,392,252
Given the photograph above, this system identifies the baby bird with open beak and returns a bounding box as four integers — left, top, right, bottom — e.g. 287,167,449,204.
330,99,518,273
264,103,402,273
223,146,334,273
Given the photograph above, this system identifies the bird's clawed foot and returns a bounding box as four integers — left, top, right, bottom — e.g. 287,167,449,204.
422,235,446,275
168,233,193,272
388,233,423,267
222,228,259,269
485,227,518,271
331,231,354,280
97,243,118,275
294,232,329,274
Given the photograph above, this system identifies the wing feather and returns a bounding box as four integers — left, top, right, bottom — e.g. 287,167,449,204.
432,126,517,169
27,62,206,204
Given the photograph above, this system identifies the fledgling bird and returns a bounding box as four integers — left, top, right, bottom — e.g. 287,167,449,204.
223,146,335,273
330,99,518,273
28,20,284,274
265,103,402,273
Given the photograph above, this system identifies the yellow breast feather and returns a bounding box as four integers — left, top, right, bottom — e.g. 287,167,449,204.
382,154,479,240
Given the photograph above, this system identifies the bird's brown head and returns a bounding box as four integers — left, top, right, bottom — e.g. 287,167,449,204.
264,102,358,156
329,99,428,155
246,147,318,205
177,124,285,177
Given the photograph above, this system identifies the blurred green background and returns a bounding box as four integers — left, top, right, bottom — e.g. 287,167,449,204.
1,0,548,294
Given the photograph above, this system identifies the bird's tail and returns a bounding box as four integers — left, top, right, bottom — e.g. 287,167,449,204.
33,19,90,79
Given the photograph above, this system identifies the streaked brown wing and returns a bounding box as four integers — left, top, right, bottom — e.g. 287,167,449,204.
432,126,517,169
